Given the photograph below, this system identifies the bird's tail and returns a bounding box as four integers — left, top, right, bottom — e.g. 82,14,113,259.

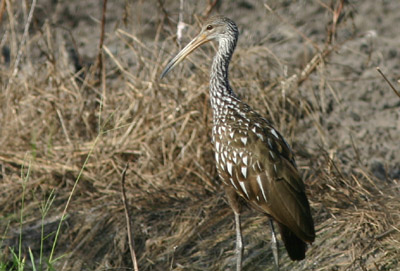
277,222,307,261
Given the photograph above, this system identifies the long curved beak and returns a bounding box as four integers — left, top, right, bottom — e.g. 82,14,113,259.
161,33,210,79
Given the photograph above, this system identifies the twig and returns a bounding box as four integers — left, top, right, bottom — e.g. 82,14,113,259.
297,47,330,85
121,163,139,271
202,0,218,18
157,0,169,19
97,0,108,131
375,225,400,240
0,0,6,27
315,0,333,12
96,0,107,75
376,67,400,99
176,0,185,48
157,0,173,32
10,0,36,78
329,0,345,44
349,133,361,165
55,107,72,146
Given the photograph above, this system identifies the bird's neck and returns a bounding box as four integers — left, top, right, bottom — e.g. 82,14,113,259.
210,38,237,118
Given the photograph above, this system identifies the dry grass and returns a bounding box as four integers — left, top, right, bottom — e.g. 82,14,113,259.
1,1,399,270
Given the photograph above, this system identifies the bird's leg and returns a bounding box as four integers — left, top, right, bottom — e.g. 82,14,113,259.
269,219,280,271
225,186,243,271
234,210,243,271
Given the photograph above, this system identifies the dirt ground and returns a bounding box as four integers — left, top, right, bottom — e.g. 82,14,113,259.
1,0,399,270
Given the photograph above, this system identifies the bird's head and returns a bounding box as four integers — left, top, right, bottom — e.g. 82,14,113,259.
161,15,238,78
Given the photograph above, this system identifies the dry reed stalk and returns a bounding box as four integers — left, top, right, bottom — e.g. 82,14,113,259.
376,67,400,99
121,163,139,271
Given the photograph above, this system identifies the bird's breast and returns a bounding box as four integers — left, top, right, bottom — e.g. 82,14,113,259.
211,116,290,207
212,120,264,201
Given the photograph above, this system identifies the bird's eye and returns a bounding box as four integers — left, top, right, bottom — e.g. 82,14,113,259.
206,25,213,31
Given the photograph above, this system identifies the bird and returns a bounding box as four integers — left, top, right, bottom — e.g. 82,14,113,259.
161,15,315,270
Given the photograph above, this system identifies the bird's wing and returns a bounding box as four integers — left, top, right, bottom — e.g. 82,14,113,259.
215,109,315,241
245,118,315,242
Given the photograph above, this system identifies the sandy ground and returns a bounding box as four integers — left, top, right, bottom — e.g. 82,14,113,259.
1,0,399,270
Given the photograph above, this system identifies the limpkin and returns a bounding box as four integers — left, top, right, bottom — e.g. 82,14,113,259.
161,15,315,270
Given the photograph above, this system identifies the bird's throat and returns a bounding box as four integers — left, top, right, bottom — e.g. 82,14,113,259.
209,39,237,117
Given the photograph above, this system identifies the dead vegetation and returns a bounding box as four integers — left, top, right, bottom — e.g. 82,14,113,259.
1,0,399,270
